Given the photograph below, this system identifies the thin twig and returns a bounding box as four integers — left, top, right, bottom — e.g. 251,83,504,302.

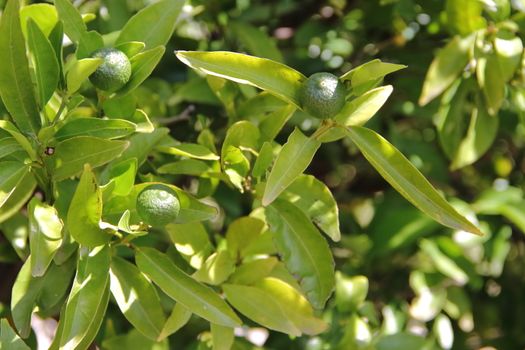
157,105,195,125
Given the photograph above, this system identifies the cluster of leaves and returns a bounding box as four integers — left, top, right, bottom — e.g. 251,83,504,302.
1,0,525,349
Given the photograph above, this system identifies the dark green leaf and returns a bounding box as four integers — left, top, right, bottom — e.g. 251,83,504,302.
54,118,136,141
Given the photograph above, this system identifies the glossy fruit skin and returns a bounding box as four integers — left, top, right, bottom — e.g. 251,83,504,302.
89,48,132,92
299,72,347,119
136,184,180,227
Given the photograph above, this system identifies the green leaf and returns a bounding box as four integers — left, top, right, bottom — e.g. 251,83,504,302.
158,159,214,176
262,128,321,206
451,98,498,169
259,105,296,142
252,142,275,178
0,212,29,260
54,0,87,43
118,46,166,96
0,170,36,224
493,31,523,82
445,0,485,36
26,18,60,106
340,60,405,95
166,222,213,270
76,30,104,59
375,333,426,350
480,54,506,115
343,126,483,235
110,257,166,340
280,174,341,241
211,323,234,350
335,273,368,313
223,283,300,336
157,143,219,160
0,137,23,160
321,85,393,142
419,35,474,106
193,251,236,285
116,0,184,49
104,158,137,197
36,256,76,315
102,329,169,350
20,3,58,38
266,200,335,309
11,257,42,338
0,0,41,134
135,247,241,327
0,162,28,208
109,127,168,167
176,51,306,107
0,121,37,160
0,319,30,350
59,245,111,350
158,303,192,341
230,21,283,62
115,41,146,58
28,198,63,277
45,136,129,181
54,118,136,141
226,217,266,260
67,164,111,247
66,57,103,94
221,121,260,154
228,257,279,285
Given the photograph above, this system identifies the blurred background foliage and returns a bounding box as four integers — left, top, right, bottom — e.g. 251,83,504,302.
2,0,525,349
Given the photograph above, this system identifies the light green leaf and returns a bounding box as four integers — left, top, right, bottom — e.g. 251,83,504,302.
223,283,300,336
230,21,283,62
375,333,426,350
211,323,234,350
266,200,335,309
226,217,266,260
193,251,236,285
343,126,482,235
66,57,103,94
76,30,104,59
45,136,129,181
221,121,260,155
54,0,87,43
10,257,41,338
115,41,146,58
252,142,275,178
176,51,306,107
445,0,485,36
281,174,341,241
321,85,393,142
129,109,154,133
0,318,30,350
0,0,41,134
262,128,320,206
158,159,214,176
419,35,474,106
54,118,136,141
493,31,523,82
36,256,76,315
109,127,168,167
0,137,23,160
0,121,37,160
110,257,166,340
340,60,405,95
335,273,368,313
451,98,498,169
158,303,192,341
116,0,184,49
259,105,296,142
480,54,506,115
20,3,58,38
0,162,28,208
27,18,60,106
228,257,279,285
59,245,111,350
118,46,166,96
104,158,138,197
102,329,169,350
135,247,241,327
28,198,63,277
166,222,213,270
0,170,36,224
157,143,219,160
67,164,111,247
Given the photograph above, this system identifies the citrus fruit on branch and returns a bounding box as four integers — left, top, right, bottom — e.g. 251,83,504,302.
89,48,132,92
136,184,181,227
299,72,347,119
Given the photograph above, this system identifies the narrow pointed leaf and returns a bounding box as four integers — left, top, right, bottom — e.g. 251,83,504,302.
27,19,60,106
176,51,306,107
118,46,166,96
0,170,36,224
67,164,111,247
211,323,234,350
110,257,166,340
54,118,136,141
344,126,482,235
158,303,192,341
0,0,41,134
0,319,30,350
262,128,320,206
66,58,103,94
28,198,63,277
157,143,219,160
59,245,111,350
135,247,241,327
266,200,335,309
116,0,184,49
0,120,37,160
11,257,42,338
54,0,87,43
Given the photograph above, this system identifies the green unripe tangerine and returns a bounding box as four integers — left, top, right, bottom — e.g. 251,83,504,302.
136,184,181,227
299,72,347,119
89,48,132,92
